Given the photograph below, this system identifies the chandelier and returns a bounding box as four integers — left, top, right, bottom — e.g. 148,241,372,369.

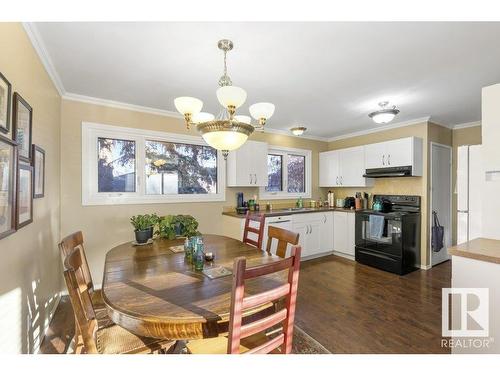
174,39,275,158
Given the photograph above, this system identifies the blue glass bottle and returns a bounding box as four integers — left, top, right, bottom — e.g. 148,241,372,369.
184,238,193,262
194,239,204,271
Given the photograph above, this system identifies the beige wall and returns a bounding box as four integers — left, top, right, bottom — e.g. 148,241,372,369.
326,122,431,266
60,99,328,285
0,23,61,353
451,125,482,244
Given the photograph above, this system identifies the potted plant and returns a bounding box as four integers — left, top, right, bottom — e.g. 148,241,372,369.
130,214,159,244
156,214,200,239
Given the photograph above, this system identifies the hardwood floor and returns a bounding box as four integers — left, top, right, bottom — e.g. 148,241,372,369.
40,255,451,354
295,255,451,354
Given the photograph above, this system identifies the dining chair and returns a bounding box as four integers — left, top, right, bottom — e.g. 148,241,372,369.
266,226,300,258
187,245,302,354
242,211,266,250
63,247,173,354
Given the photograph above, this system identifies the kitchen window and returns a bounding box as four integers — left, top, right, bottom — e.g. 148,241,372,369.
260,146,311,200
82,122,225,205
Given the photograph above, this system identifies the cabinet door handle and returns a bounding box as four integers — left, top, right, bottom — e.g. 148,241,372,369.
336,176,339,185
323,215,327,223
388,154,391,165
249,174,253,184
310,225,312,234
340,176,343,185
382,154,385,166
254,174,257,184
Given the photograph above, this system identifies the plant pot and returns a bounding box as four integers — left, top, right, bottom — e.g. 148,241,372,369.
135,228,152,244
174,223,183,237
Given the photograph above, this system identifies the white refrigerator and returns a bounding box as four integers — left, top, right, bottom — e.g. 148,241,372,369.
456,145,483,244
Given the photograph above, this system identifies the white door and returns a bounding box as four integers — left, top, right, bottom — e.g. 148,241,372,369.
430,143,452,266
292,222,310,258
333,212,348,253
365,142,386,169
233,142,253,186
319,212,334,253
386,138,413,167
339,147,361,186
306,220,322,257
319,151,339,187
252,141,269,186
346,213,356,257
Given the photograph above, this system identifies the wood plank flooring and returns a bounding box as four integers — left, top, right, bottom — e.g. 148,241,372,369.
40,255,451,354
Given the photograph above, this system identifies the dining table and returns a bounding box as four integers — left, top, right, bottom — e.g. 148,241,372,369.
102,234,288,345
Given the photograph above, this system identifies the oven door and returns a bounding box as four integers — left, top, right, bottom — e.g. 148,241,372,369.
355,212,403,257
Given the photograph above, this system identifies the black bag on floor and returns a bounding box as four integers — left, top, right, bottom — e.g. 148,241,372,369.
432,211,444,252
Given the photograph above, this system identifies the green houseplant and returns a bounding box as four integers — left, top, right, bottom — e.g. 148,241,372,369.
156,214,200,239
130,214,159,244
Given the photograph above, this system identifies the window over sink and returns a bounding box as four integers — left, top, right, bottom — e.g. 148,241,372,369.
82,122,225,205
260,146,311,200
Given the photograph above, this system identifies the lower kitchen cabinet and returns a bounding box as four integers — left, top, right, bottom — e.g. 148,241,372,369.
333,211,355,258
292,215,322,259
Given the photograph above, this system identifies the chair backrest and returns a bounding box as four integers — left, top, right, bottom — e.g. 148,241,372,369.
265,226,300,258
63,248,99,354
242,212,266,250
59,231,95,293
227,246,302,354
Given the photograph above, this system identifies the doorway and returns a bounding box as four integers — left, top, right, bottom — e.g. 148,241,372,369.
430,142,452,267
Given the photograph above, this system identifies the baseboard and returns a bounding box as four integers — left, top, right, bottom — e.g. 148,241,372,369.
34,292,61,354
332,251,355,261
302,251,334,261
419,264,432,270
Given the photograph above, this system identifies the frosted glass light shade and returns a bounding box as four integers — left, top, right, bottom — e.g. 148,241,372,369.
216,86,247,109
192,112,215,124
234,115,252,125
371,112,396,124
202,131,248,151
174,96,203,115
249,102,275,120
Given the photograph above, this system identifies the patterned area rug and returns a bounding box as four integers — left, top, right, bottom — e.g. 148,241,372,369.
292,326,331,354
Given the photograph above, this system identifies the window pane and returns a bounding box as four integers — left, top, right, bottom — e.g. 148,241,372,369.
145,140,217,195
266,154,282,192
98,138,136,192
287,154,305,193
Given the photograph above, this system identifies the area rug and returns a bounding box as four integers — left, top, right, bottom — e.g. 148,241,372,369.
292,326,331,354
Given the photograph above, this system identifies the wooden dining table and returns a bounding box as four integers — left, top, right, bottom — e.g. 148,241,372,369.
102,234,287,342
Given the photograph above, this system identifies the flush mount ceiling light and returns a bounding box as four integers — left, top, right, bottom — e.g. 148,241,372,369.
290,126,307,136
174,39,275,158
368,101,400,124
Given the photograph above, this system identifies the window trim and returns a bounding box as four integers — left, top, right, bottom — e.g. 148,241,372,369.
82,122,226,206
259,145,312,200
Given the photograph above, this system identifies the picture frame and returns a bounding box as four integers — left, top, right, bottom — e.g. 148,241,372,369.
16,161,33,229
0,135,17,239
12,93,33,162
32,144,45,198
0,72,12,135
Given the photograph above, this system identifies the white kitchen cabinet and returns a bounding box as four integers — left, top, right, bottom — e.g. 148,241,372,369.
364,137,423,176
292,214,322,259
226,140,268,187
319,212,334,253
333,211,356,257
319,146,373,187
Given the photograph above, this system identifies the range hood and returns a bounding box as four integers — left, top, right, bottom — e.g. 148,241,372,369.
363,166,414,178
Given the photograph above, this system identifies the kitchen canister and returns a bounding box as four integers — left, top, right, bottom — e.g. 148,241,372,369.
336,198,345,208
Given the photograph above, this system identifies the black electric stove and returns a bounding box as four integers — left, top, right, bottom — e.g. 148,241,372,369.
355,195,421,275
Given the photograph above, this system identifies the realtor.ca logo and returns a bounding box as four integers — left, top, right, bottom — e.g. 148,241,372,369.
441,288,493,349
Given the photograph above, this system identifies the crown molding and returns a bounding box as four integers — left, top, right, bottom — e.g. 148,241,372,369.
326,116,431,142
63,92,183,119
22,22,66,97
452,120,481,130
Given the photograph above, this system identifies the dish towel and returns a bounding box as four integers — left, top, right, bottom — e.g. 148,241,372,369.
369,215,385,239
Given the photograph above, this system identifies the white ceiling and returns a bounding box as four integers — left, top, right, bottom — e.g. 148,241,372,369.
31,22,500,138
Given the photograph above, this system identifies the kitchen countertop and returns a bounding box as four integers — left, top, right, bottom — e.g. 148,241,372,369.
448,238,500,264
222,206,361,219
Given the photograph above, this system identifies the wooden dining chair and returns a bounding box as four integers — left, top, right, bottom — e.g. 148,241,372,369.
63,247,173,354
266,226,300,258
187,245,302,354
242,211,266,250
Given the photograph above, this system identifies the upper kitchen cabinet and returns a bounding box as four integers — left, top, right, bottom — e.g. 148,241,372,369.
319,146,373,187
226,140,268,187
365,137,423,176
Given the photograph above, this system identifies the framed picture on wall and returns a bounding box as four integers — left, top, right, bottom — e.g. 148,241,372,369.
0,135,17,239
0,72,11,135
16,161,33,229
32,144,45,198
13,93,33,162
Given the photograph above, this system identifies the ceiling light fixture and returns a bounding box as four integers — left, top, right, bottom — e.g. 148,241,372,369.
290,127,307,136
368,101,400,124
174,39,275,158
